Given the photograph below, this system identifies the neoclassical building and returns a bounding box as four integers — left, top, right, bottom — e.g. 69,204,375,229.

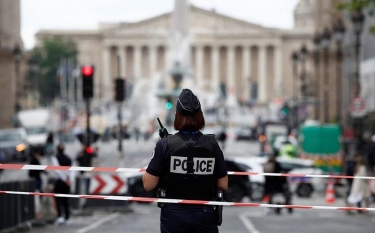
36,1,316,104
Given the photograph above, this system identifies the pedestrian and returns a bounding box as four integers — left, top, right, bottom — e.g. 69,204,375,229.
142,89,228,233
345,154,356,202
28,150,47,192
45,132,54,155
346,154,371,215
217,128,227,151
263,153,292,214
51,144,73,226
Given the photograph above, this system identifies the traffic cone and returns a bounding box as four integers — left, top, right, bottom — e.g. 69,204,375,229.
325,180,336,204
262,195,270,203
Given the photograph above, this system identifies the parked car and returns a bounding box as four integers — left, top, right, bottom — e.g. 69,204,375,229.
0,128,29,162
233,156,324,198
235,127,255,141
224,159,253,202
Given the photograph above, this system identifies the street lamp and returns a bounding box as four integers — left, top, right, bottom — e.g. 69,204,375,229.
333,19,346,125
13,44,22,113
351,10,364,97
313,33,321,120
29,56,40,107
291,51,299,130
351,10,365,151
291,52,299,98
321,28,331,123
299,44,308,98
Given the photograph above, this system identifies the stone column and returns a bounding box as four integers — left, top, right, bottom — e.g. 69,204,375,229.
242,46,251,100
164,46,170,71
211,45,220,92
195,45,204,89
102,46,111,101
133,45,142,79
226,45,235,94
149,45,157,77
117,46,126,77
273,46,282,97
258,45,267,102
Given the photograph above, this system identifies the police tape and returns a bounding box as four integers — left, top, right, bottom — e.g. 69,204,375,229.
1,190,375,212
0,163,374,180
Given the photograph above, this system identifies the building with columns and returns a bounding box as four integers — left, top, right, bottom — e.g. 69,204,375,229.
36,1,316,104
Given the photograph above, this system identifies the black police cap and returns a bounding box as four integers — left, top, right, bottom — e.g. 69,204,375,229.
176,89,201,116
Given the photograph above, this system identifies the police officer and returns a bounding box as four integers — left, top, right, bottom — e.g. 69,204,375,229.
143,89,228,233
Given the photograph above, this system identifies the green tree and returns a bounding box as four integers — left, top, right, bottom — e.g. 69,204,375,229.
336,0,375,34
29,36,78,105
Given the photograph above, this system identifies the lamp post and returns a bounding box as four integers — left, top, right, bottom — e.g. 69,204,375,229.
351,11,364,97
299,44,308,98
313,33,321,121
351,10,365,150
291,52,299,99
29,56,40,108
321,28,331,123
291,51,299,130
13,44,22,113
333,19,346,125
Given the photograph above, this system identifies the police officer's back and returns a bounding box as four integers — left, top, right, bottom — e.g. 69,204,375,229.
143,89,228,233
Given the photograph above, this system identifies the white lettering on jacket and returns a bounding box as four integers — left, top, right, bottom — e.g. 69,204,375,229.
170,156,215,175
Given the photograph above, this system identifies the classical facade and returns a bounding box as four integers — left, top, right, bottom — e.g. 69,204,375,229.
36,1,315,104
0,0,24,129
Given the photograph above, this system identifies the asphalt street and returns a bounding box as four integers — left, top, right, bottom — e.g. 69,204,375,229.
30,197,375,233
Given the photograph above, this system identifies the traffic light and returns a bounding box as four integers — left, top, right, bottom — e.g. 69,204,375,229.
115,78,126,101
81,65,94,99
282,105,290,115
86,146,94,154
278,104,290,120
165,101,173,110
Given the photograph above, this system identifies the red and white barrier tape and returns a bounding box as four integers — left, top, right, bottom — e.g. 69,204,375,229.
1,190,374,212
0,163,374,180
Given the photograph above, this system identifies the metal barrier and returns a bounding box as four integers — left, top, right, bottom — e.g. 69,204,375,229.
0,180,35,231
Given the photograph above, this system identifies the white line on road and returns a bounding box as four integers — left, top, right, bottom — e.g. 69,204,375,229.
239,212,261,233
76,213,120,233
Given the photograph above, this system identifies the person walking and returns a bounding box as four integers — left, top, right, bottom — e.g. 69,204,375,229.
263,153,292,214
51,144,74,225
142,89,228,233
28,150,47,192
346,154,371,214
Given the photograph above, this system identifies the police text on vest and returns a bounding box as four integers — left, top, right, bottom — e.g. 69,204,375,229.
170,156,215,175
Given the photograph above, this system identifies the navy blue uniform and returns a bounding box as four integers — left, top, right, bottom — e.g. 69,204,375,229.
146,131,227,233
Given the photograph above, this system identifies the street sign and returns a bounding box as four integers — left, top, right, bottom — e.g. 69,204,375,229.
89,174,127,195
350,97,366,118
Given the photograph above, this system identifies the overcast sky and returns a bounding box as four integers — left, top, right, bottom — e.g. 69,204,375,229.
21,0,300,49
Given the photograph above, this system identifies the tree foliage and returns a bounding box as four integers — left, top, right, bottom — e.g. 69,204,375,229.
336,0,375,35
29,36,78,105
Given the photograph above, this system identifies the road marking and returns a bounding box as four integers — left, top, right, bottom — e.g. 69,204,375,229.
239,212,261,233
76,213,119,233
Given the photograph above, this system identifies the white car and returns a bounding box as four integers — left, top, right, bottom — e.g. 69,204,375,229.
231,156,324,198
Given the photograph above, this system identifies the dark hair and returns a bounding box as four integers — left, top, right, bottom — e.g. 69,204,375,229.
57,144,65,153
174,110,205,131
